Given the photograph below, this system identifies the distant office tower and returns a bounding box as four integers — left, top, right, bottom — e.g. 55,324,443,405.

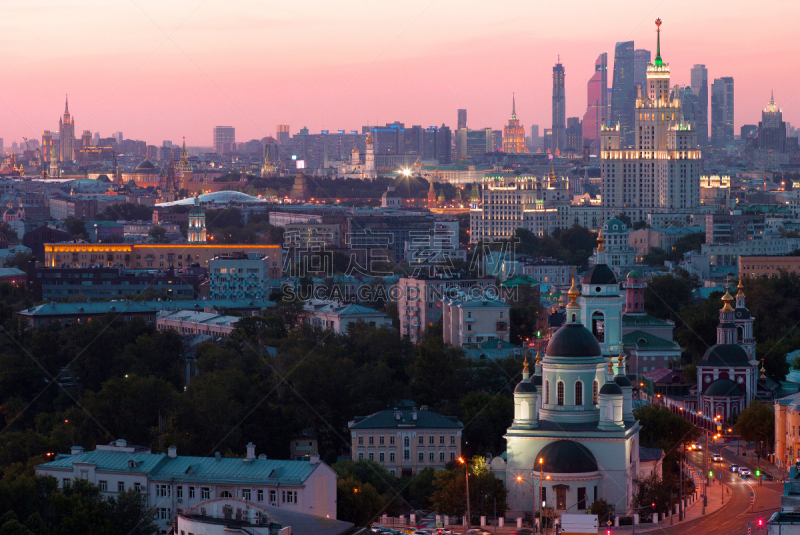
583,52,608,155
552,60,566,153
677,85,698,126
690,65,709,146
491,130,503,152
403,125,424,155
113,132,123,144
601,19,700,222
758,92,787,152
0,138,4,155
42,131,53,163
543,129,553,153
457,109,467,130
277,124,290,145
611,41,635,147
565,117,582,153
213,126,236,154
93,132,100,146
59,96,75,162
502,95,528,154
423,125,452,163
633,49,651,95
81,130,92,149
455,128,492,159
711,77,734,149
530,125,540,149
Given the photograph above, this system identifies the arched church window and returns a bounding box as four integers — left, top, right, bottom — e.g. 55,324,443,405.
737,326,744,343
557,381,564,406
545,380,550,405
575,381,583,405
591,312,605,343
520,400,529,420
593,380,598,405
571,313,576,322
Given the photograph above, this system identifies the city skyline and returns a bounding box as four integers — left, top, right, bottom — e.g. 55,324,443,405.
1,1,798,145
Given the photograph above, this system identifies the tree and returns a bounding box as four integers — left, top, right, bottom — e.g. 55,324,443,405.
337,477,386,527
588,498,615,525
734,402,774,453
430,457,507,522
148,226,169,243
631,473,671,521
62,217,87,240
644,270,700,325
3,253,36,275
0,223,19,243
108,489,157,535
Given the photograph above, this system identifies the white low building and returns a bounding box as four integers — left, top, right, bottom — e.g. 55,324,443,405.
35,440,339,535
176,497,354,535
301,299,391,333
156,310,241,338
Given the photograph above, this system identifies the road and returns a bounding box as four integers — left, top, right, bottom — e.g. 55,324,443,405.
643,443,781,535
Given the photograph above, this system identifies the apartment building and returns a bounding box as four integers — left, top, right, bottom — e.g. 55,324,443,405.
348,405,462,477
739,255,800,278
442,293,510,347
397,275,495,343
35,440,338,534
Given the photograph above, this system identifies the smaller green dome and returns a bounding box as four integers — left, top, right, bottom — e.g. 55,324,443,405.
627,270,643,279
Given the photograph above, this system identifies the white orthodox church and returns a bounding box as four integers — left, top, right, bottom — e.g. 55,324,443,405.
501,248,641,517
337,135,377,180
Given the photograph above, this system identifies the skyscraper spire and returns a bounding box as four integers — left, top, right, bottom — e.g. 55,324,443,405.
654,18,663,66
65,95,69,114
512,93,516,119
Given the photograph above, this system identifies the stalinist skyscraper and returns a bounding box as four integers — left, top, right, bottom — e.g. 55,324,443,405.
600,19,700,223
59,96,75,162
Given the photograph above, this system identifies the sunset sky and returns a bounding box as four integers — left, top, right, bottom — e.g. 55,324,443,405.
2,0,799,147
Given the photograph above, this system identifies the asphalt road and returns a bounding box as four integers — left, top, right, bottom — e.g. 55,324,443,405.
643,444,781,535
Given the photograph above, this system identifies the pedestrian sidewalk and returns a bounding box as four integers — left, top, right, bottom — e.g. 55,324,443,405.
598,477,731,534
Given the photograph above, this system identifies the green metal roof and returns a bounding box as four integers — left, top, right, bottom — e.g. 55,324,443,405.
622,330,680,351
622,313,674,328
38,449,322,487
19,299,276,317
349,408,462,430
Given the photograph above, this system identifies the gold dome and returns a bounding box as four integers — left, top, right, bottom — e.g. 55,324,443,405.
567,277,580,305
351,147,359,153
596,227,605,252
366,135,374,144
736,278,745,298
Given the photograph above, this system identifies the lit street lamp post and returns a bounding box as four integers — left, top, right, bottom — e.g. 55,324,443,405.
458,457,470,529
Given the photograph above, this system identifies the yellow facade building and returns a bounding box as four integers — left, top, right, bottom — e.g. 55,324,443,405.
44,243,282,271
502,94,528,154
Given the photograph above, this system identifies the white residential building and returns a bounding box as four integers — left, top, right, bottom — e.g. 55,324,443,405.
442,293,510,347
301,299,391,333
35,440,338,534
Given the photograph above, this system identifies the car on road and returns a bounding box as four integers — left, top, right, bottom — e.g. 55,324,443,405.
712,453,723,462
688,442,703,451
466,530,491,535
740,468,751,476
730,464,740,472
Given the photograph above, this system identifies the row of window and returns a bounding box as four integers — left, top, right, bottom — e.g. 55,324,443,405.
358,434,456,446
543,380,599,406
359,451,456,463
100,481,297,504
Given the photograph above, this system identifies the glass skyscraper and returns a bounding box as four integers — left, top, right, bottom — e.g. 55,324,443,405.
690,65,709,146
711,77,734,150
582,52,608,155
552,60,566,153
611,41,635,147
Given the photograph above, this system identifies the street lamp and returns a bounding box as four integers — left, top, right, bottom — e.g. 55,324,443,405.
458,457,471,529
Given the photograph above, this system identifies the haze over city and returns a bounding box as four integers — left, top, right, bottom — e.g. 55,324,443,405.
2,0,799,144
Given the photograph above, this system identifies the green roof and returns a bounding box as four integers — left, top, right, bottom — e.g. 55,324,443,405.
622,330,681,351
38,448,323,487
18,299,276,317
349,408,463,430
500,276,541,288
622,313,674,328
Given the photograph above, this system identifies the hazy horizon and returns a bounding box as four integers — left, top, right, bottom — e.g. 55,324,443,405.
2,0,798,147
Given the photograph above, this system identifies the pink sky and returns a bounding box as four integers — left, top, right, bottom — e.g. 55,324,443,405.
2,0,799,147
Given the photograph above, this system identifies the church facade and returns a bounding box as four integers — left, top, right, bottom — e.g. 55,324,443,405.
504,262,640,517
